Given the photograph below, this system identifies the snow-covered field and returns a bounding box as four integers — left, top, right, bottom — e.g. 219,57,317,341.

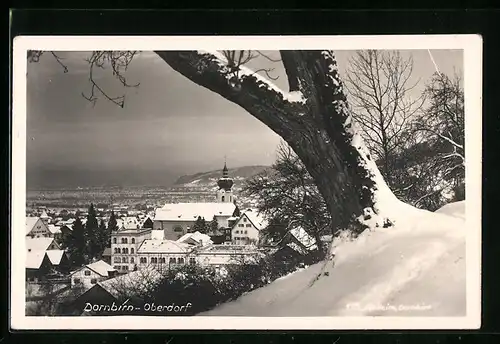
200,201,466,317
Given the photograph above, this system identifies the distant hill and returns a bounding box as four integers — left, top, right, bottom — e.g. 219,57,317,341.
174,165,270,186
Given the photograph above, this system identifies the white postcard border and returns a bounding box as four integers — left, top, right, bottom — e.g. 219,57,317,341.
11,34,483,330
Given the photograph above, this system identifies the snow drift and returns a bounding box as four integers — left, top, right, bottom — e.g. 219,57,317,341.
199,201,466,317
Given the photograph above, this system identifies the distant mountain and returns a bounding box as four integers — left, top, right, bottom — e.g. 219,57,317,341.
174,165,270,186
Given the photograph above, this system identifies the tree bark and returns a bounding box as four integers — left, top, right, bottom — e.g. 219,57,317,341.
155,50,393,234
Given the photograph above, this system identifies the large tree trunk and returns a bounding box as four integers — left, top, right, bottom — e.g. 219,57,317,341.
155,50,399,234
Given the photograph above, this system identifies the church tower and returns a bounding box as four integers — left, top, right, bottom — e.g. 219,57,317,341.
216,161,235,203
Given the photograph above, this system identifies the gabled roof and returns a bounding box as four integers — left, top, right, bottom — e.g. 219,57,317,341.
155,202,236,222
86,260,117,277
46,250,66,265
137,239,193,254
176,231,212,246
239,209,268,231
97,266,163,298
26,237,60,252
26,217,40,235
26,250,48,269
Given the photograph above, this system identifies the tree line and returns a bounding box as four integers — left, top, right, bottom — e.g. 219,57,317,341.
61,203,117,268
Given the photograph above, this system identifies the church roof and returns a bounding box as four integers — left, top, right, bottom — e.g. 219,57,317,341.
155,202,236,222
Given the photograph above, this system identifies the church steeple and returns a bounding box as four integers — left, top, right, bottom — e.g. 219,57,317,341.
217,160,233,191
216,158,235,203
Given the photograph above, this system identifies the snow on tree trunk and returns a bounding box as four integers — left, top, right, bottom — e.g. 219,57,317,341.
155,50,409,234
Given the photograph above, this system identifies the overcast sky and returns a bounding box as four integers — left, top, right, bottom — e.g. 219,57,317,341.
26,49,463,188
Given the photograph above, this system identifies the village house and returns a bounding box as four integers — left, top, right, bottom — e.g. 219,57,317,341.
153,163,239,240
134,231,263,269
70,260,117,290
26,237,69,281
72,266,163,314
26,216,52,238
177,231,213,246
231,209,268,245
136,238,194,271
111,227,152,273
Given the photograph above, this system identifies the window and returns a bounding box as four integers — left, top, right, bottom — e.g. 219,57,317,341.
114,248,118,253
123,238,128,244
235,230,239,234
114,257,121,263
74,278,81,284
177,258,184,264
189,258,196,265
243,218,247,222
131,238,135,244
140,257,147,264
122,257,128,263
113,238,117,244
91,278,97,284
123,265,129,271
238,224,244,227
84,270,91,276
244,230,248,234
131,248,134,254
221,196,225,202
173,226,183,232
151,257,157,264
123,248,128,254
169,257,176,264
246,224,252,227
160,257,166,264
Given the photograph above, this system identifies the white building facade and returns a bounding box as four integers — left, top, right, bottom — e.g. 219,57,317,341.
231,209,268,245
70,260,117,289
111,228,152,273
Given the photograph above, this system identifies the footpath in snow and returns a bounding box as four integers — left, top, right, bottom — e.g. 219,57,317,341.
199,201,466,317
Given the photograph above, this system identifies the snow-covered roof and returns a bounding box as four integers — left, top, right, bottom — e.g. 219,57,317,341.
85,260,117,277
47,224,61,234
122,216,139,229
26,237,59,252
289,226,317,251
155,202,236,222
26,217,40,234
46,250,65,265
97,266,163,298
137,239,193,254
242,209,268,230
40,210,49,219
26,251,47,269
176,231,212,246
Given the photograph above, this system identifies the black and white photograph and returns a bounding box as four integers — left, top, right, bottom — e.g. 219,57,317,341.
11,35,482,330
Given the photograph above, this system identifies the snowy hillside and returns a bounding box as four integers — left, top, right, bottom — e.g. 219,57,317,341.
200,201,466,316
